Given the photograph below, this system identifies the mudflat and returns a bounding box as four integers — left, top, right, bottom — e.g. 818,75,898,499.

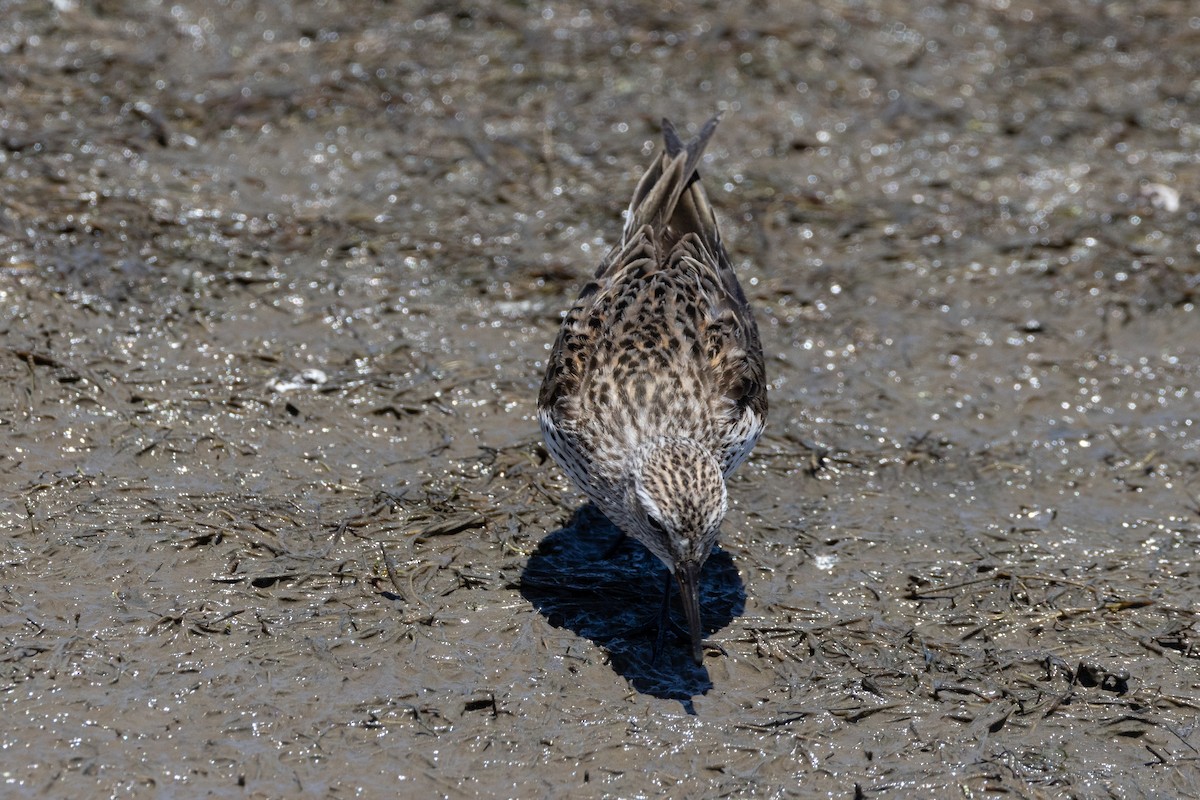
2,2,1197,797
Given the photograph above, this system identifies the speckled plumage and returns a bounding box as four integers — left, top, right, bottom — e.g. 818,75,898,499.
538,115,767,664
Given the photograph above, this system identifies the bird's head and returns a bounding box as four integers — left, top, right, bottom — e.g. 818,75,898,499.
628,438,728,663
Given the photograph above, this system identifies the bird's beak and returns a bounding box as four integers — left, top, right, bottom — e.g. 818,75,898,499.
675,560,704,665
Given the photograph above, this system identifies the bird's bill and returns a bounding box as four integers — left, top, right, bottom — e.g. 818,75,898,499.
675,561,704,665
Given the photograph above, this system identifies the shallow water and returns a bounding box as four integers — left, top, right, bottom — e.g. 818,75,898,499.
2,1,1198,796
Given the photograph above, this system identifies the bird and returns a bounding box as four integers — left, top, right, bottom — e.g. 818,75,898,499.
537,114,767,665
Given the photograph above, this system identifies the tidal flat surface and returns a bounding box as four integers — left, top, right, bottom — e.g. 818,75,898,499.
1,1,1198,797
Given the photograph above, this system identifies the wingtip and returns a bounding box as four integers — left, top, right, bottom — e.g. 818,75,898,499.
659,112,724,165
697,111,723,142
662,117,684,157
622,112,726,243
662,112,724,142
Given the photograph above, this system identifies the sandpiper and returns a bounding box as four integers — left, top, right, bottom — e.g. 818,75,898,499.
538,114,766,665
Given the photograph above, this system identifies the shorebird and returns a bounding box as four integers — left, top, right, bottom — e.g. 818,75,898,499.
538,114,767,665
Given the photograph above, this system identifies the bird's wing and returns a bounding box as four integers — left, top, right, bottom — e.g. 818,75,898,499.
539,114,766,475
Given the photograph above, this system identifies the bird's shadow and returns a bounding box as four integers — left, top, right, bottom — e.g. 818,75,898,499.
520,504,745,707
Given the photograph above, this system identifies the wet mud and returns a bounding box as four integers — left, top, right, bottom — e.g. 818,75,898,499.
2,1,1198,797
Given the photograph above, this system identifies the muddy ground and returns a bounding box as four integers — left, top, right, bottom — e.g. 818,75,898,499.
2,0,1199,797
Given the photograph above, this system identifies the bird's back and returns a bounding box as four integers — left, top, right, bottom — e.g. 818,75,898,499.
539,116,767,510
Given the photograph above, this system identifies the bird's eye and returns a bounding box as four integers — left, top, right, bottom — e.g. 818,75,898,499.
647,517,667,536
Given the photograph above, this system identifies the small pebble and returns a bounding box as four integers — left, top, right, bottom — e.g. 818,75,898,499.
268,369,328,393
1139,183,1180,213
